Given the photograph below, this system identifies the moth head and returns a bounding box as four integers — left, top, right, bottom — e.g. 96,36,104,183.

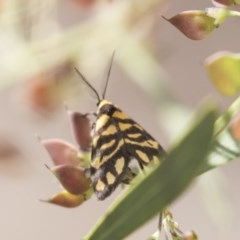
97,99,116,116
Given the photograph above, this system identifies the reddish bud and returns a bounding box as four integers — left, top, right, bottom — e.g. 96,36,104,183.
43,191,85,208
212,0,239,6
0,138,21,159
26,61,75,114
230,113,240,141
41,139,80,166
163,10,217,40
27,77,57,112
51,164,91,195
73,0,95,7
68,110,91,151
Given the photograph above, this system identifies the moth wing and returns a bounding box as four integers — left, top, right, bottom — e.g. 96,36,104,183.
90,118,131,200
90,106,165,200
115,112,166,166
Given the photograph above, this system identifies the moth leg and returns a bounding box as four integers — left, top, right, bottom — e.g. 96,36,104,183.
138,161,144,170
83,111,97,117
83,167,91,177
121,167,136,184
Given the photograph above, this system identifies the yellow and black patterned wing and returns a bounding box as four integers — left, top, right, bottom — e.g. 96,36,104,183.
90,100,165,200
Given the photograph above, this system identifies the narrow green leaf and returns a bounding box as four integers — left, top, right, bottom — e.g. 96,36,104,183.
83,106,216,240
198,130,240,174
197,96,240,174
214,96,240,135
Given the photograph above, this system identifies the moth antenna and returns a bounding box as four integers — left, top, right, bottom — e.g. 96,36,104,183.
102,51,115,99
74,67,101,103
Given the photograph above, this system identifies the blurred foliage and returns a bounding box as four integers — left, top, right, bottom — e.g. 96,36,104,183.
0,137,20,160
0,0,165,89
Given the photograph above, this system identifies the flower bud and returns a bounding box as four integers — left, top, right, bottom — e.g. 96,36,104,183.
212,0,239,7
41,139,80,166
0,137,20,159
27,77,57,113
51,164,91,195
26,61,74,114
163,10,217,40
204,51,240,96
73,0,95,8
230,113,240,141
183,231,198,240
68,110,91,151
43,191,85,208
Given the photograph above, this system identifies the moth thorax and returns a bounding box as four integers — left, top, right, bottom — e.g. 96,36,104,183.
98,99,112,109
97,99,116,116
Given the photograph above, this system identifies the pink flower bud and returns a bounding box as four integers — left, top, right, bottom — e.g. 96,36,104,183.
72,0,95,8
163,10,217,40
212,0,238,7
51,164,91,195
41,139,80,166
68,110,91,151
26,61,74,114
0,137,21,159
43,191,85,208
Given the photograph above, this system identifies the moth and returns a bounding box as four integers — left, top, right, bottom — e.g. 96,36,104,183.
75,55,165,200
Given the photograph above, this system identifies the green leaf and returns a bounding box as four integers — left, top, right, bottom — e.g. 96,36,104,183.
213,96,240,136
197,96,240,174
83,105,216,240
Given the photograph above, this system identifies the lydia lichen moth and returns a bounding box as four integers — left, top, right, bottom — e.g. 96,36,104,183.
75,53,165,200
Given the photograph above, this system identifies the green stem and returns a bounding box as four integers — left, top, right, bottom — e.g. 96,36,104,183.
229,10,240,17
215,141,240,158
214,96,240,136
